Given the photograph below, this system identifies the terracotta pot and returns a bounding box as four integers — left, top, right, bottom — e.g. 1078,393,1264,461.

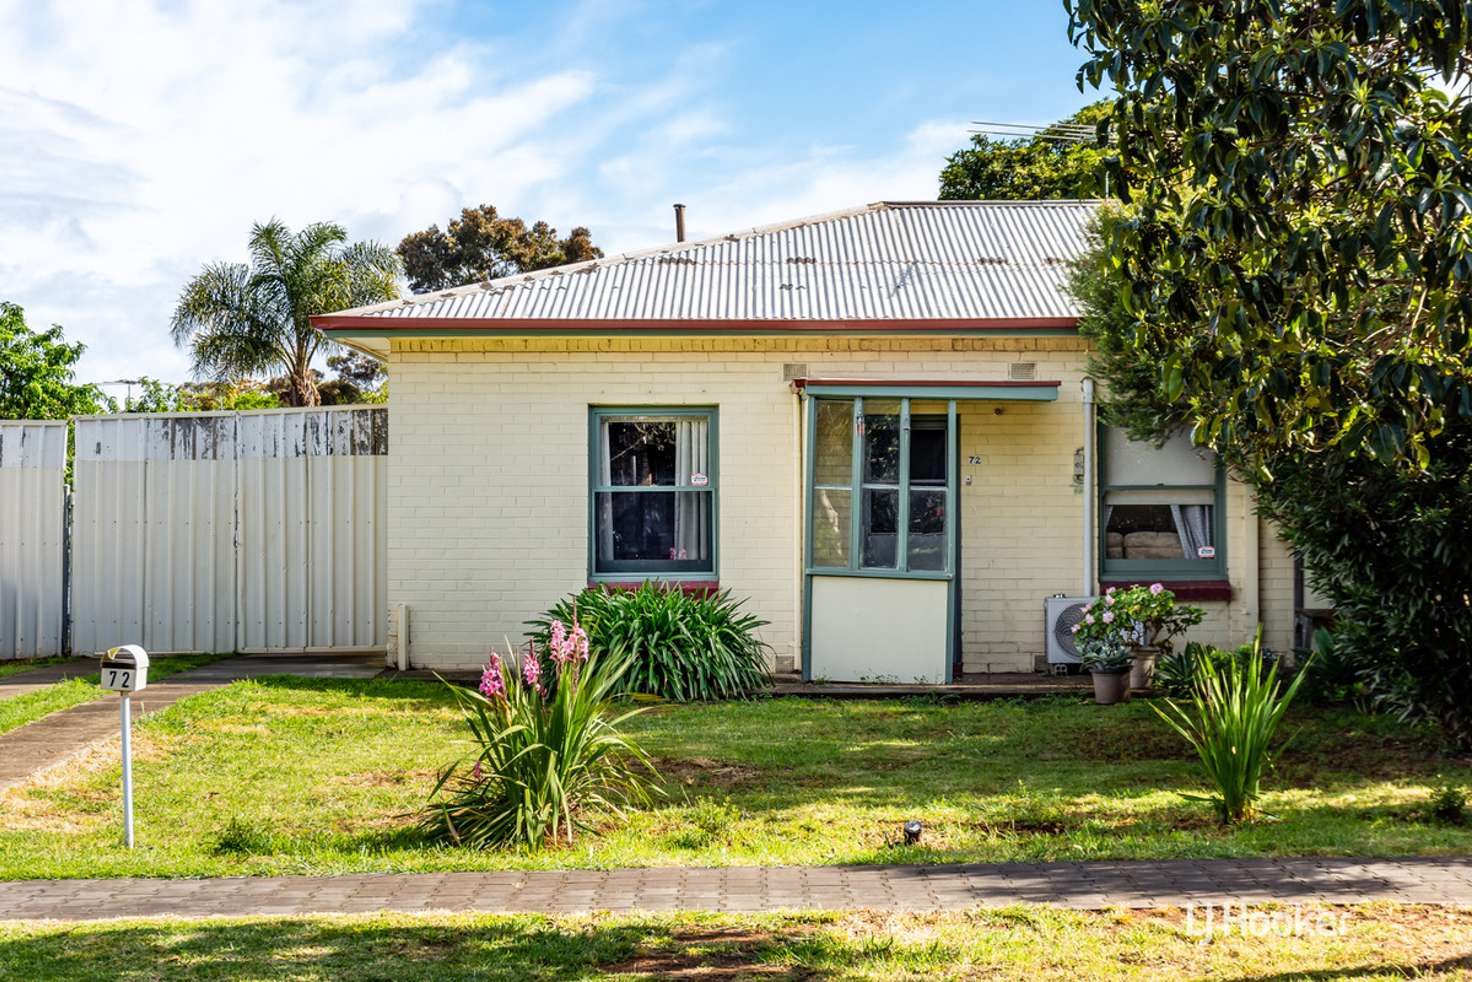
1091,670,1130,705
1130,646,1162,690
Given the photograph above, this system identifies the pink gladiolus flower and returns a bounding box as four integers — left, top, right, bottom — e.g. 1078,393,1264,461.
1149,582,1165,595
572,621,590,662
550,619,568,662
479,651,506,700
1102,611,1115,623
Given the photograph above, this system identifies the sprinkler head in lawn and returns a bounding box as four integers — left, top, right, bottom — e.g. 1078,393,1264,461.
903,820,923,845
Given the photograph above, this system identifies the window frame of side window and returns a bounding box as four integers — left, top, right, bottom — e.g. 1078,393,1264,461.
1097,424,1227,581
587,407,718,581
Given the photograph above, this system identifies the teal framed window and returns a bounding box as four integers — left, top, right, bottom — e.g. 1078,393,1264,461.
589,408,717,579
807,396,954,578
1099,425,1226,580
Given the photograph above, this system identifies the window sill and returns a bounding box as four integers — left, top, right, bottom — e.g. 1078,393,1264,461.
1098,578,1233,602
589,579,720,596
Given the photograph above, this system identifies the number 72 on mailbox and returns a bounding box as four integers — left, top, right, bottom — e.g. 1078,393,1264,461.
100,646,150,693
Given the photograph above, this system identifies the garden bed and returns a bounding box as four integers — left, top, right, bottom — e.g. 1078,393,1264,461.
0,676,1468,879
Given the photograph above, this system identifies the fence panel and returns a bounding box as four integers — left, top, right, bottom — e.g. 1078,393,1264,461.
0,422,67,659
72,406,387,655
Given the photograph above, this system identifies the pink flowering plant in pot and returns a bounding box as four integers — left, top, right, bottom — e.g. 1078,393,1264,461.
421,620,658,851
1072,583,1204,689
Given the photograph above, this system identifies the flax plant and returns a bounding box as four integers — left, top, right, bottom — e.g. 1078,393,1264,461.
422,630,657,851
1153,630,1309,824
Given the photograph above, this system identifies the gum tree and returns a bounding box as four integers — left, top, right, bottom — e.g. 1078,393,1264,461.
1066,1,1472,747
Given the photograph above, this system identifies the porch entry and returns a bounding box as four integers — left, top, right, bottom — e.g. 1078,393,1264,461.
804,395,957,683
798,380,1061,683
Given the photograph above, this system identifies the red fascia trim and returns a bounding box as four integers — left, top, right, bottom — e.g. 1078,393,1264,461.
1099,579,1234,603
311,315,1079,334
589,580,720,596
791,378,1063,390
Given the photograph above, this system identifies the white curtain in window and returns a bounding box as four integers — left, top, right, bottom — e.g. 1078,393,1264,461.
598,423,614,561
1171,504,1212,559
675,418,709,560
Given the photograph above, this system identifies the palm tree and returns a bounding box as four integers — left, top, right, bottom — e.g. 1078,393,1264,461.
172,220,400,406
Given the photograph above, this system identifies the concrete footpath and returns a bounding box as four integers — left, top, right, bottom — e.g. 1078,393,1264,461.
0,655,383,790
1,857,1469,921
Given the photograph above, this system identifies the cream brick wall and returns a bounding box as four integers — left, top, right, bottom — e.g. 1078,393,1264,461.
1259,518,1298,657
385,335,1297,673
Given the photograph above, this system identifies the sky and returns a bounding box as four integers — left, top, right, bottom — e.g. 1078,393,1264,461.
0,0,1098,388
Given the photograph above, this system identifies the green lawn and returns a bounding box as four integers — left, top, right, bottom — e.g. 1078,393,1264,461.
1,677,1469,880
3,906,1470,980
0,656,73,681
0,654,222,738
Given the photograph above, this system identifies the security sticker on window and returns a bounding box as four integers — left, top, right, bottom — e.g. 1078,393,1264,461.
1197,545,1217,559
690,472,709,487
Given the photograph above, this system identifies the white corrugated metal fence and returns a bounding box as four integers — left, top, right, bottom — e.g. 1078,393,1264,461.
0,422,68,658
69,406,386,655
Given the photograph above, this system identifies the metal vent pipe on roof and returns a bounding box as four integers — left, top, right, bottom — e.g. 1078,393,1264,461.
674,203,686,242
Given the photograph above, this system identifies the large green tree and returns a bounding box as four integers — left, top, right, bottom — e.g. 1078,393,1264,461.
1066,2,1472,746
939,102,1111,200
171,221,399,407
397,204,602,293
0,303,109,419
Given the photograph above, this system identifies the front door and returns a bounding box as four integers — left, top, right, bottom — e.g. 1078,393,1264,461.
804,397,957,682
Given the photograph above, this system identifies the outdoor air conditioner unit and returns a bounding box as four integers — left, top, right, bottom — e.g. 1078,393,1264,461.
1044,595,1096,668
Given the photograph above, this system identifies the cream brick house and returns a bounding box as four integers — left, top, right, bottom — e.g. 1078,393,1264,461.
314,200,1300,680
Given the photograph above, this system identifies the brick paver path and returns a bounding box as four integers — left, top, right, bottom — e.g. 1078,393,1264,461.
2,857,1469,921
0,655,383,790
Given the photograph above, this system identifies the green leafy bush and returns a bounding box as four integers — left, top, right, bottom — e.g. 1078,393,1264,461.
1153,633,1309,824
528,584,771,702
421,642,657,851
1155,640,1278,698
1430,782,1468,826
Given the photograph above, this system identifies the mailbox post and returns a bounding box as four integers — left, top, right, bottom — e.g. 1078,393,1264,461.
100,645,150,848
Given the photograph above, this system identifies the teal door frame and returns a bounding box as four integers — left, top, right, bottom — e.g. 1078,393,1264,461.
801,393,960,682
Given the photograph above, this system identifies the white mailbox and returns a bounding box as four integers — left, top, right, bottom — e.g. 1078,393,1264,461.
101,645,150,693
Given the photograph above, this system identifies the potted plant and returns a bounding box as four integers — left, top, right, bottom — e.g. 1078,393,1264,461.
1079,637,1133,704
1074,583,1204,690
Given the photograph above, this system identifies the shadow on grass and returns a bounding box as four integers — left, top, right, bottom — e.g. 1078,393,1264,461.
1212,955,1472,982
0,917,849,981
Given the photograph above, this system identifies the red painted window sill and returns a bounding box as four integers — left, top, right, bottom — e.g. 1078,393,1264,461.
1098,579,1233,602
589,580,720,596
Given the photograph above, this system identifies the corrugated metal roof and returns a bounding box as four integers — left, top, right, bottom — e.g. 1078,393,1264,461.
320,200,1099,327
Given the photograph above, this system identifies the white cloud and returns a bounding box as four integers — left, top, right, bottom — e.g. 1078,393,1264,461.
589,119,972,252
0,0,595,383
0,2,973,386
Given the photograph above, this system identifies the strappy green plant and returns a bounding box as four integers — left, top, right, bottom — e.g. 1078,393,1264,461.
1153,630,1309,825
421,640,658,851
528,584,771,702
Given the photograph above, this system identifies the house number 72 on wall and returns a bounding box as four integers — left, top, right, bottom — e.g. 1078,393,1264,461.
967,454,983,465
